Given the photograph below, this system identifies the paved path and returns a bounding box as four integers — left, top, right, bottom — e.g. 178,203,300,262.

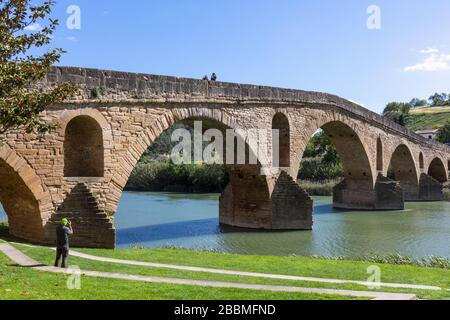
0,243,417,300
68,249,441,291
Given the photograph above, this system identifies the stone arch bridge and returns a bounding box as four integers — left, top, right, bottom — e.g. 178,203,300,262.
1,67,449,248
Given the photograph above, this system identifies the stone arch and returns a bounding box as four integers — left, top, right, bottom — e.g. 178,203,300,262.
64,115,104,177
272,112,290,168
388,144,419,200
0,144,52,242
295,118,375,209
293,112,376,185
104,107,266,215
419,152,424,170
427,157,447,183
58,108,111,135
376,137,383,171
321,121,375,208
320,121,374,185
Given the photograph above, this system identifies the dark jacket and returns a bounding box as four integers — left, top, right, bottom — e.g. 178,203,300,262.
56,225,73,248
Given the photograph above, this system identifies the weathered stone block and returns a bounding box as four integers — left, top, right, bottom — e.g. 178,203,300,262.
419,173,443,201
271,171,313,229
333,179,376,210
374,174,404,210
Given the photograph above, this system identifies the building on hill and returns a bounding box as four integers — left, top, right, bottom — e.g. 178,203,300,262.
415,129,439,140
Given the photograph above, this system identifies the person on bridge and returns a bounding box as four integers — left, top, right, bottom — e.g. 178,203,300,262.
54,218,73,268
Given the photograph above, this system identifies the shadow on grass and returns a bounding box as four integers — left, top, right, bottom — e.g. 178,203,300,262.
0,221,10,240
8,263,47,268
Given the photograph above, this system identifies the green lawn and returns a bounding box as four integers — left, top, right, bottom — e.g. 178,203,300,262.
0,252,354,300
410,106,450,114
406,106,450,131
7,243,450,300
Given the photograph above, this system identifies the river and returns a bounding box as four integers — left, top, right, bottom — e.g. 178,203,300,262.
1,192,449,259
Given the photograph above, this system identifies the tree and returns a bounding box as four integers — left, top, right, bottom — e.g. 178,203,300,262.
0,0,75,134
409,98,427,108
436,121,450,144
382,102,411,125
298,131,343,181
428,93,448,106
302,131,342,166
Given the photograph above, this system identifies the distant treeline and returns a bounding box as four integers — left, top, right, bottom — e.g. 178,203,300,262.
125,161,228,193
383,93,450,126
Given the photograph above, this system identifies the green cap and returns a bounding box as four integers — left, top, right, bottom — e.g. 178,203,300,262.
61,218,68,226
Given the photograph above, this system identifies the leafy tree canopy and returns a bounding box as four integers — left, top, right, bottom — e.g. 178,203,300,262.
0,0,75,134
382,102,411,125
428,93,448,107
409,98,428,107
436,121,450,144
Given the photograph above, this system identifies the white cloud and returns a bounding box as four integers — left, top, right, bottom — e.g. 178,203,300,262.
66,36,77,42
419,47,439,54
404,48,450,72
24,23,42,32
403,48,450,72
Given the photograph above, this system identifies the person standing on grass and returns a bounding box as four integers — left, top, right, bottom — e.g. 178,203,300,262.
54,218,73,268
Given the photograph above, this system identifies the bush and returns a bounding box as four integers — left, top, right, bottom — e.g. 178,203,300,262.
125,161,229,193
298,179,340,196
298,157,343,181
358,253,450,269
315,252,450,269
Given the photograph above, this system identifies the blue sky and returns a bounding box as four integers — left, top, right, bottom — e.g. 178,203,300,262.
31,0,450,113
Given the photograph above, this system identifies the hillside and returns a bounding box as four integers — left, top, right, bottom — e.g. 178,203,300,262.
405,106,450,131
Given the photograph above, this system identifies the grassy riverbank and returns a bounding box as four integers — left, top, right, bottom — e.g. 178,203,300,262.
1,253,345,300
298,179,339,196
1,240,449,300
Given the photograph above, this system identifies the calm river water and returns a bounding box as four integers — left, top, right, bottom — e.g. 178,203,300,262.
1,192,449,258
114,192,450,259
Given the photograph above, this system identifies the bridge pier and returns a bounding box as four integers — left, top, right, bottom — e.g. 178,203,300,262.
333,175,404,210
219,169,313,230
419,173,443,201
333,179,376,210
373,175,404,210
44,183,116,249
219,165,272,229
271,171,313,229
